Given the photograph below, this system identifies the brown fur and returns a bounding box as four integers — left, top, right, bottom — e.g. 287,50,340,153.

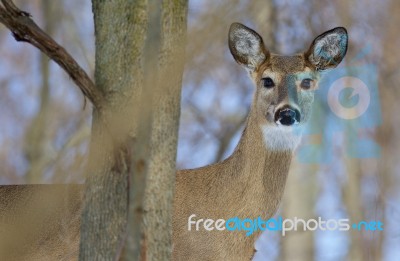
172,23,347,260
171,55,303,261
0,185,82,261
173,114,292,260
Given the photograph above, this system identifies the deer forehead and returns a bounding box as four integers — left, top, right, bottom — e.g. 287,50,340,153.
254,55,316,82
270,55,306,72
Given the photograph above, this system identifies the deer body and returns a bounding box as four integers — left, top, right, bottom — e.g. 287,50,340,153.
0,185,82,261
172,23,348,260
173,111,292,260
0,23,348,261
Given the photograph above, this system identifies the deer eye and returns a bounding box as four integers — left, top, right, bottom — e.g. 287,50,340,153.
262,77,275,88
300,78,313,89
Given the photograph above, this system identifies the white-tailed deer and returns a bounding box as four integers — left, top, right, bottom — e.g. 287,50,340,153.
172,23,347,260
0,23,347,260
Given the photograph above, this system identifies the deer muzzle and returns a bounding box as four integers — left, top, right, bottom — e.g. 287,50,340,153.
275,106,300,126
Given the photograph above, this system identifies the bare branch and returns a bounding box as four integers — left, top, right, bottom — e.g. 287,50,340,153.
0,0,105,110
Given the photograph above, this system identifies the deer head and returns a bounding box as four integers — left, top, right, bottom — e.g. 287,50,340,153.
228,23,348,150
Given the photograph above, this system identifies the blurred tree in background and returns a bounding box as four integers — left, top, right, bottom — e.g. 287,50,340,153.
0,0,399,260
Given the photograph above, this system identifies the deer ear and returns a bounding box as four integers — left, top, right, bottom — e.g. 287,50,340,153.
229,23,269,71
306,27,348,71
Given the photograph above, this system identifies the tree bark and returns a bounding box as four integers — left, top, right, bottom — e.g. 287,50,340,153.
375,0,400,259
280,163,316,261
79,1,147,260
80,1,188,260
141,1,188,260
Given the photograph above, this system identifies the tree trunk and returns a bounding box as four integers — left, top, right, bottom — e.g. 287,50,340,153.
141,1,188,260
79,0,188,260
24,0,54,183
280,163,316,261
79,1,147,260
375,0,400,259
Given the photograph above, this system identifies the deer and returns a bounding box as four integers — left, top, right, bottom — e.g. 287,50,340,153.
0,23,348,260
172,23,348,260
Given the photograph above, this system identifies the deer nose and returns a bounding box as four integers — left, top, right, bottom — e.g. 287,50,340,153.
275,106,301,126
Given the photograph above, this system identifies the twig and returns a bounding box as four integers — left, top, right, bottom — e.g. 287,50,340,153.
0,0,105,110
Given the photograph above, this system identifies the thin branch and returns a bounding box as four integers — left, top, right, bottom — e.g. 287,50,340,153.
0,0,105,110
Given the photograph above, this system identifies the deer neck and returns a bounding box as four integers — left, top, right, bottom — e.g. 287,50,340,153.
224,108,296,217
